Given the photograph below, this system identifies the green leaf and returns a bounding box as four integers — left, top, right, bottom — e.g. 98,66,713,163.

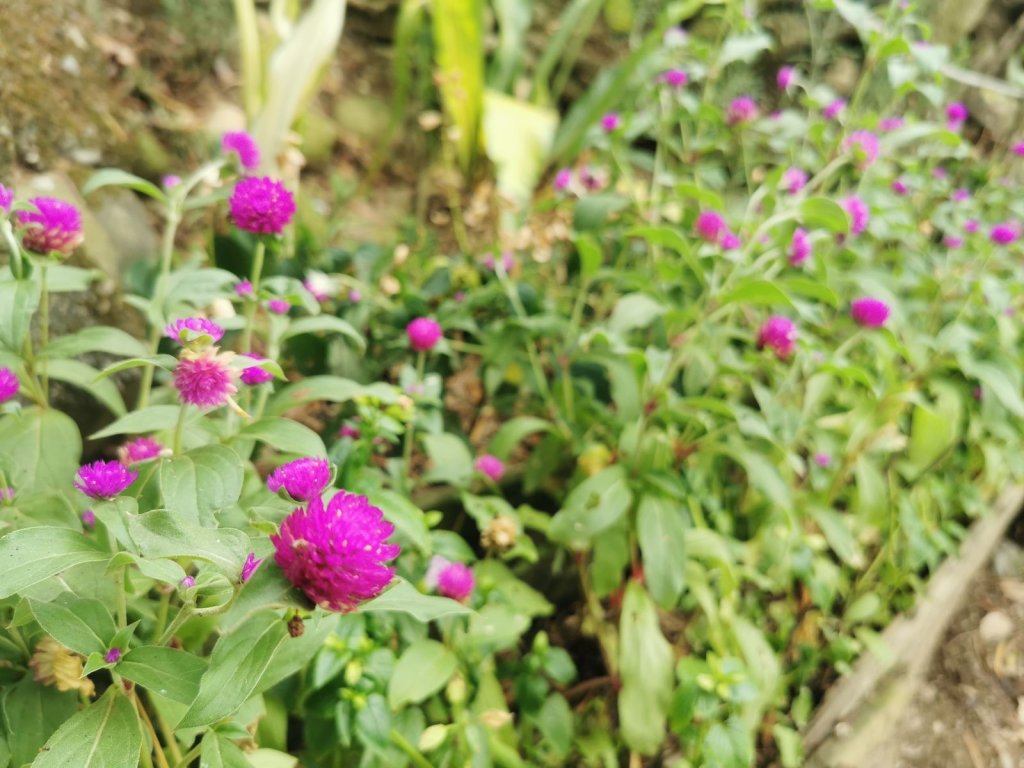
465,604,530,652
961,359,1024,417
200,733,251,768
46,359,127,416
535,694,573,758
609,294,666,334
29,595,117,656
82,168,167,202
486,417,553,462
238,419,327,458
178,612,290,728
422,433,475,487
718,279,795,309
731,616,781,729
366,490,431,555
360,578,472,620
718,32,772,66
1,677,78,768
432,0,485,171
627,225,705,285
800,196,849,233
46,264,102,293
159,445,244,526
0,527,107,599
40,327,150,359
117,646,207,705
221,559,310,632
483,91,559,212
780,276,840,307
548,465,633,549
94,355,178,383
811,507,863,567
107,551,186,586
636,495,687,608
618,582,673,756
0,407,81,494
280,315,365,350
267,376,400,417
907,385,962,472
0,278,40,353
388,639,458,709
35,687,142,768
90,405,181,439
128,510,248,575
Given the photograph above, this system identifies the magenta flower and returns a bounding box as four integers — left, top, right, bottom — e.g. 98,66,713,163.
0,367,19,402
851,297,890,327
118,437,163,465
267,457,331,502
842,196,870,237
180,575,196,588
1013,142,1024,157
660,68,688,87
990,223,1019,245
553,168,573,192
240,552,263,583
164,317,225,346
104,647,122,664
475,454,505,482
304,272,333,302
348,289,362,303
822,99,846,120
777,66,796,91
0,486,14,504
16,197,83,255
579,167,604,191
600,113,622,133
891,179,909,195
234,280,254,298
266,298,290,315
951,188,970,203
0,183,12,213
162,175,181,190
271,490,400,612
695,210,727,243
221,131,261,171
789,228,811,266
932,167,948,181
842,130,879,168
757,316,797,359
879,116,904,131
946,102,968,129
81,509,95,527
339,422,360,439
75,460,138,500
173,349,239,409
944,235,963,249
437,561,474,603
814,453,831,468
228,177,296,235
720,232,742,251
727,96,759,125
407,317,442,351
964,219,979,234
782,167,808,195
240,353,274,386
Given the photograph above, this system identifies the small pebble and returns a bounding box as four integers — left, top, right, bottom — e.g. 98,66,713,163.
979,610,1015,644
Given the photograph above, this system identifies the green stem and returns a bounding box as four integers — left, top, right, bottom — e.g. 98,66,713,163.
39,261,49,406
134,691,171,768
153,590,172,641
402,350,426,487
241,240,266,355
0,220,23,280
113,566,128,628
159,607,192,646
138,208,182,410
173,743,202,768
172,405,189,456
390,729,434,768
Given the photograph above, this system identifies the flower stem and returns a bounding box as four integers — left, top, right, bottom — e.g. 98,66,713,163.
138,207,182,410
113,565,128,628
172,405,189,456
39,261,49,406
390,729,434,768
402,350,426,488
134,691,171,768
0,220,23,280
241,239,266,355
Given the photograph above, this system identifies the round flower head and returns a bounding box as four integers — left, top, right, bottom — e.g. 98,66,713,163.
164,317,224,347
842,130,879,169
757,316,797,359
660,68,688,87
964,219,980,234
851,297,890,328
842,196,870,237
407,317,442,352
600,113,622,133
228,177,296,235
221,131,261,171
339,422,361,439
266,298,290,315
814,453,832,468
75,460,138,500
879,116,904,132
891,179,909,196
720,232,742,251
0,486,15,503
727,96,759,125
553,168,573,192
991,223,1019,245
695,210,727,243
579,166,604,191
437,561,474,603
822,99,846,120
0,367,19,402
104,647,122,664
162,175,181,190
267,457,331,502
173,348,239,409
782,167,808,195
0,183,12,213
16,197,83,255
777,66,796,91
81,509,95,527
240,353,274,386
475,454,505,482
234,280,254,298
944,235,963,249
789,228,811,266
946,102,968,129
1013,142,1024,157
271,490,400,612
118,436,163,465
951,188,970,203
304,271,334,302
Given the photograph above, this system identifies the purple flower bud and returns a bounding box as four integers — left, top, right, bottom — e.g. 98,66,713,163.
660,68,688,87
814,453,831,468
180,575,195,589
720,232,742,251
777,66,796,91
600,113,622,133
162,175,181,190
104,647,121,664
891,179,909,196
240,552,263,583
437,561,474,603
951,188,970,202
695,210,727,243
727,96,759,125
823,99,846,120
851,297,890,328
757,316,797,359
1013,142,1024,157
879,116,905,132
553,168,573,192
964,219,979,234
842,196,870,237
221,131,261,171
782,167,808,195
0,183,13,213
118,437,163,465
946,102,968,129
81,509,96,527
228,177,296,235
475,454,505,481
406,317,442,351
0,367,19,403
234,280,254,298
240,353,274,385
164,317,225,346
74,461,138,500
267,457,331,502
842,130,879,168
789,228,811,266
348,289,362,303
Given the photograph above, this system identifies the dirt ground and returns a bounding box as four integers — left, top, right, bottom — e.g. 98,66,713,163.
889,537,1024,768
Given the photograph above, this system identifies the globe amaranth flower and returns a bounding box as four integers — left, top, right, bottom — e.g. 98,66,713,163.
104,647,122,664
944,235,964,249
553,168,573,192
600,113,622,132
932,166,948,180
727,96,759,125
946,102,968,129
164,317,225,347
781,167,808,195
822,99,846,120
990,222,1019,245
660,68,688,87
0,367,19,402
81,509,95,527
180,575,196,589
964,219,980,234
1013,142,1024,157
240,353,274,385
891,178,909,196
777,65,796,91
407,317,442,351
162,175,181,190
173,348,239,409
695,210,727,243
75,460,138,499
0,183,12,213
425,556,475,603
271,490,400,612
851,297,890,328
951,187,970,203
304,270,335,302
879,116,904,131
475,454,505,482
757,316,797,359
228,177,296,235
267,457,331,501
842,130,879,169
842,196,870,237
221,131,261,171
266,298,290,315
339,422,361,439
234,280,254,298
814,453,832,468
240,552,263,583
720,232,742,251
16,197,83,255
118,436,163,465
789,228,811,266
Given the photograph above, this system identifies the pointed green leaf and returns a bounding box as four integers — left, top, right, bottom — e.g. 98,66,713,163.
34,687,142,768
117,646,207,705
360,578,472,621
0,528,107,599
388,639,457,709
29,595,117,656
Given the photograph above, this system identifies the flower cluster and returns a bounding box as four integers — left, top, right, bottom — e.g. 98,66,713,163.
757,316,797,359
173,348,239,409
222,131,261,171
118,437,163,464
0,368,18,403
164,317,225,347
228,177,296,235
425,555,475,603
75,460,138,500
267,457,331,501
407,317,442,351
16,197,83,255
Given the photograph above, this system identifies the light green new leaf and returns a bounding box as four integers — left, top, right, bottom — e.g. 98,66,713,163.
636,495,687,608
280,315,365,350
618,582,673,755
200,733,251,768
360,578,472,620
483,90,558,216
0,407,81,494
117,646,207,705
422,432,475,487
89,404,181,439
82,168,167,202
266,376,400,417
487,416,554,461
0,527,107,599
718,279,795,309
433,0,485,172
239,418,327,458
34,687,142,768
128,510,248,575
388,639,457,709
159,444,244,526
29,594,117,656
0,278,40,353
609,294,666,334
800,197,849,233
